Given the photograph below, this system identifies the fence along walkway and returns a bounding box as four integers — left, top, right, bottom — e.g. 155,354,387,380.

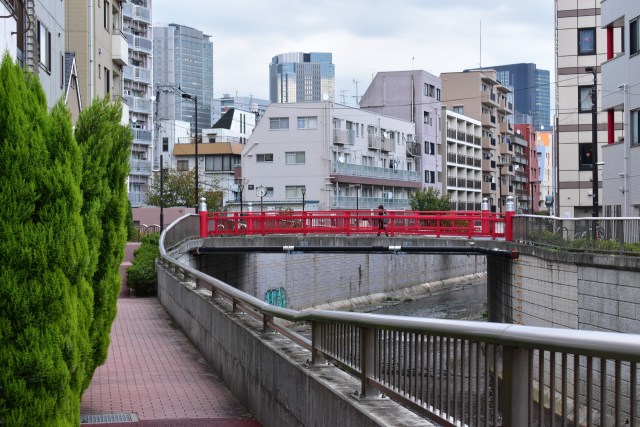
163,214,640,427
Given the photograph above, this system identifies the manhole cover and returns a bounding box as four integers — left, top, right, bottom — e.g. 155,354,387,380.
80,413,139,424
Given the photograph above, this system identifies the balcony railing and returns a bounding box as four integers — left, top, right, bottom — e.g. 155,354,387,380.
367,135,381,150
123,31,152,54
124,95,152,114
406,141,421,157
133,128,152,143
332,162,420,183
333,128,356,145
130,158,152,175
331,196,410,210
123,65,152,84
112,33,129,66
122,3,151,23
380,137,395,152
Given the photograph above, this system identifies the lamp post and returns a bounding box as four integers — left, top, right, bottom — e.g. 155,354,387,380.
301,186,306,212
181,93,199,213
585,66,598,218
497,163,505,213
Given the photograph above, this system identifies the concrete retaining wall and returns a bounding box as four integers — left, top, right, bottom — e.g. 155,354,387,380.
198,236,486,309
156,262,431,427
488,244,640,333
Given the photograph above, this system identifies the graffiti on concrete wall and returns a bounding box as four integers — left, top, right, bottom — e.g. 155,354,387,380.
265,287,287,308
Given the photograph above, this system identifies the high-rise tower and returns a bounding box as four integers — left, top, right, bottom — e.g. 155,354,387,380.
269,52,334,103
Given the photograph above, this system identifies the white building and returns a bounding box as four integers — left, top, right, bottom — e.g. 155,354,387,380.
240,102,418,211
443,110,483,211
600,0,640,217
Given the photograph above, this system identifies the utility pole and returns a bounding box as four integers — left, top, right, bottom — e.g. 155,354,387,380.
585,66,598,219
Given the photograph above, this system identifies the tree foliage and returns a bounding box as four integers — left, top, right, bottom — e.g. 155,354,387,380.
145,168,223,210
126,233,160,296
0,53,132,424
74,97,132,390
409,187,452,211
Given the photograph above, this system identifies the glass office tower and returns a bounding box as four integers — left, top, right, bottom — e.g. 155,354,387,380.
269,52,335,103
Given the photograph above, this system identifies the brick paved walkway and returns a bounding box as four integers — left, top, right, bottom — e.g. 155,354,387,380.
81,246,260,426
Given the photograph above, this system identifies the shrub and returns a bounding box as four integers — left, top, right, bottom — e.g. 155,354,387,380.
126,234,160,296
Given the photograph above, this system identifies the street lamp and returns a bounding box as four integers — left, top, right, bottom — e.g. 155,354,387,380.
181,92,199,213
497,163,506,213
585,66,598,218
301,186,306,212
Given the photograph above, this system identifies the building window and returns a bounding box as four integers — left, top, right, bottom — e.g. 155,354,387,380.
453,106,464,114
425,170,435,184
256,153,273,162
162,137,169,152
269,117,289,130
104,0,109,30
177,160,189,171
285,185,306,198
578,28,596,55
205,154,238,172
631,18,639,56
631,109,639,146
297,116,318,129
285,151,305,165
104,67,110,94
423,111,431,125
578,86,593,113
265,187,274,197
425,141,435,155
37,20,51,71
578,143,593,171
436,88,441,101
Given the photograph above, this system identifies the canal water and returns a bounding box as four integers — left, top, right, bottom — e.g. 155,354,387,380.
363,278,487,321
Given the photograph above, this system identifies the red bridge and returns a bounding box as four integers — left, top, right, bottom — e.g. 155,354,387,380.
199,209,514,240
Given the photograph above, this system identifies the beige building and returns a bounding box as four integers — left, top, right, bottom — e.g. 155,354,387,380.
240,102,418,211
441,70,514,212
65,0,128,104
554,0,623,217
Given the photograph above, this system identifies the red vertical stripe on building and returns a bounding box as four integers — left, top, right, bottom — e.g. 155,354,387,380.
607,27,614,60
608,109,615,144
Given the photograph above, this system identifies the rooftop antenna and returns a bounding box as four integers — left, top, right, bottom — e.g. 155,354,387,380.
412,56,415,69
352,79,360,106
340,90,349,105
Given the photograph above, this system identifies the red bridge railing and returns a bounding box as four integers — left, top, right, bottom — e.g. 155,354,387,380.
199,209,513,240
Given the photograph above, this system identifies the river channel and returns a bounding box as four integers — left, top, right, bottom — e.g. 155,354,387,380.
362,278,487,320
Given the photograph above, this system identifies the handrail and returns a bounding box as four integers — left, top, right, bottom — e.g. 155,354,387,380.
159,215,640,426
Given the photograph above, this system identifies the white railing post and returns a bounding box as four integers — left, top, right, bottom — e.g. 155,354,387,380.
360,327,377,398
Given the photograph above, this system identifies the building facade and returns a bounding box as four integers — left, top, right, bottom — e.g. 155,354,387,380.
600,0,640,217
359,70,442,192
441,70,515,212
66,0,127,104
153,23,213,135
479,63,551,132
536,130,555,213
269,52,335,104
212,94,269,125
554,0,623,218
240,102,418,211
1,0,17,60
443,110,483,211
123,0,153,207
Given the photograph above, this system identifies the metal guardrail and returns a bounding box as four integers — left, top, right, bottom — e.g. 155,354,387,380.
159,215,640,426
513,215,640,255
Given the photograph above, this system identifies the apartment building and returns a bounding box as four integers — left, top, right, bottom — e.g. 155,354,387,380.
513,122,541,213
66,0,127,104
441,70,515,212
359,70,442,192
599,0,640,217
122,0,153,207
240,102,418,211
1,0,17,60
269,52,335,104
536,130,555,213
554,0,623,217
443,110,483,211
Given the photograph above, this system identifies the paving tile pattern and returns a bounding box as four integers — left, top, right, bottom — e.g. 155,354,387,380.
81,296,258,425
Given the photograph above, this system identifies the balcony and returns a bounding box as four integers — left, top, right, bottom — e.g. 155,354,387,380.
122,3,151,24
481,92,498,106
123,31,152,54
367,135,381,150
123,65,152,84
124,95,152,114
481,136,496,149
133,129,152,144
333,129,355,145
130,159,152,176
600,55,627,110
381,136,395,152
112,33,129,66
332,162,420,184
482,181,497,194
331,196,410,210
482,158,496,171
406,141,421,157
499,142,513,155
498,121,513,134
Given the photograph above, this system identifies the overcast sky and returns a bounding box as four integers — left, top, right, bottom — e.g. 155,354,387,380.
153,1,554,106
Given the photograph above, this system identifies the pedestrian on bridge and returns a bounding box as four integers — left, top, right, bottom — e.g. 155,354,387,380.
377,205,389,236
